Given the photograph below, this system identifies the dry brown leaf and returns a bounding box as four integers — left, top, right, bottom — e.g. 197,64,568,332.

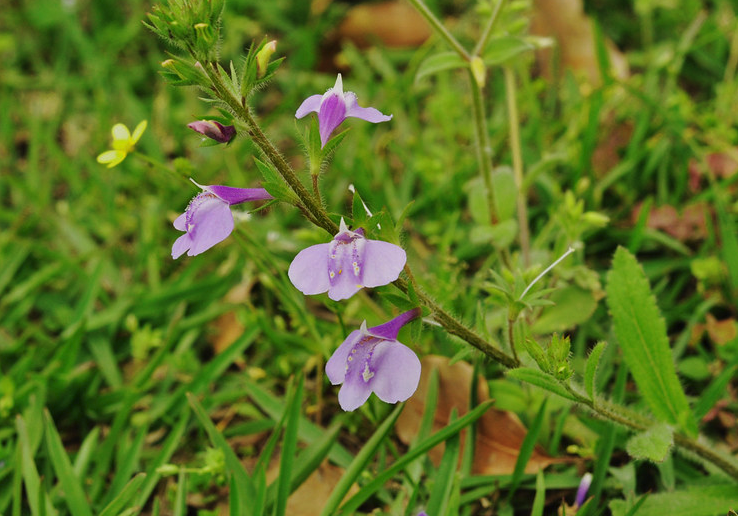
210,281,253,355
338,1,431,48
531,0,628,86
265,459,356,516
631,202,709,242
396,356,565,475
705,314,738,346
689,151,738,192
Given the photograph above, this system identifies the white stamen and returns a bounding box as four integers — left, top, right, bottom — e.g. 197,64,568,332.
362,363,374,382
519,246,575,300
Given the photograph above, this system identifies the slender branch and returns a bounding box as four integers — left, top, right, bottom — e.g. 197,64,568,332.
468,68,500,224
405,0,470,61
473,0,505,57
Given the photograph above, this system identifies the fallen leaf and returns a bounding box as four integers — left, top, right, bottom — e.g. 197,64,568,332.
688,151,738,192
210,281,253,355
631,202,709,242
531,0,628,86
591,119,633,176
705,314,738,346
396,356,565,475
338,1,431,48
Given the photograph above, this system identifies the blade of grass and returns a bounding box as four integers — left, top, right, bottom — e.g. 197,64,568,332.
426,410,461,516
43,410,94,516
320,404,405,516
273,376,303,516
188,393,255,516
507,399,547,499
531,470,545,516
339,400,495,514
16,415,56,516
98,473,147,516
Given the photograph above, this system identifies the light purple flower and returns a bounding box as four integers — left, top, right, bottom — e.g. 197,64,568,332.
326,309,422,411
575,472,593,507
172,180,273,259
288,218,406,301
295,73,392,148
187,120,236,143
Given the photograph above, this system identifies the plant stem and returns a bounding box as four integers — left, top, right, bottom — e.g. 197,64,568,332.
504,67,531,267
468,68,501,224
405,0,470,60
203,59,519,369
565,384,738,481
473,0,505,57
133,152,190,183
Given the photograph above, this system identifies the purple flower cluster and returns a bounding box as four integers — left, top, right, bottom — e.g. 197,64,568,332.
171,74,418,411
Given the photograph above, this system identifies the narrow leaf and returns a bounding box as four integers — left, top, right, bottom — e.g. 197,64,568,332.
609,485,738,516
508,399,548,498
606,247,696,435
43,410,94,516
98,474,147,516
426,411,461,515
506,368,578,402
273,376,304,516
584,341,607,401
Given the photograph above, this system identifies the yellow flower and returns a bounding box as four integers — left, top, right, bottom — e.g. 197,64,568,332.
96,120,147,168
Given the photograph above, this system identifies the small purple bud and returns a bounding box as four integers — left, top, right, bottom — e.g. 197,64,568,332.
187,120,236,144
575,472,593,508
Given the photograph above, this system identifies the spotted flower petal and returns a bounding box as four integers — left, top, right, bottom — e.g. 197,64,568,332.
295,74,392,147
288,219,406,300
326,309,422,412
172,181,273,259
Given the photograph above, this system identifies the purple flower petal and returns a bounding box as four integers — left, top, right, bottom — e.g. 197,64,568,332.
205,185,273,205
325,330,362,385
288,243,332,295
173,213,187,231
186,195,234,256
171,233,192,259
575,472,593,507
326,311,421,412
369,340,421,404
368,308,421,340
295,94,323,119
345,92,393,124
318,91,347,147
361,240,406,288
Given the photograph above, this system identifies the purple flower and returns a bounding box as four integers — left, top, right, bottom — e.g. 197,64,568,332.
295,74,392,148
187,120,236,144
326,309,422,411
575,472,593,508
172,181,273,259
288,218,406,301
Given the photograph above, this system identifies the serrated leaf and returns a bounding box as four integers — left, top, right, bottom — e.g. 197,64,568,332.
609,485,738,516
625,423,673,463
506,368,578,402
606,247,697,435
483,36,534,66
584,341,607,400
416,52,467,82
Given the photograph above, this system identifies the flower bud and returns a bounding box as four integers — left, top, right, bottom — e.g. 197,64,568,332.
471,56,486,88
582,211,610,228
187,120,236,143
256,40,277,78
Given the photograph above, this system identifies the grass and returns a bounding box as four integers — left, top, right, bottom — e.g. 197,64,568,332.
2,0,738,514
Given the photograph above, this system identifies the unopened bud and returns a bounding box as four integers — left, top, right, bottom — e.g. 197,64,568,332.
582,211,610,228
256,40,277,78
471,56,486,88
187,120,236,144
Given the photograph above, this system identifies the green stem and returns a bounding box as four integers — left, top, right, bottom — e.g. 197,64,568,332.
468,68,501,224
503,67,531,267
565,384,738,481
203,63,338,236
202,59,519,369
405,0,470,60
133,152,189,183
473,0,505,57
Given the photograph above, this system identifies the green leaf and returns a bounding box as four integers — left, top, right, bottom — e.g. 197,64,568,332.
605,247,697,435
273,376,303,516
531,470,546,516
532,286,598,334
426,411,461,516
609,485,738,516
584,341,607,401
254,158,298,204
509,399,548,498
506,368,578,402
483,36,534,66
693,364,738,421
415,52,467,82
625,423,674,463
43,411,93,516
